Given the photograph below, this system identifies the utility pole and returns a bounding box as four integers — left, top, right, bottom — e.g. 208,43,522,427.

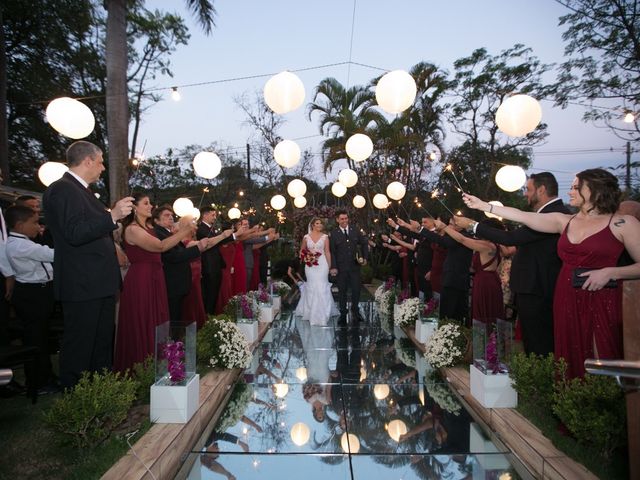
626,141,631,192
246,143,251,182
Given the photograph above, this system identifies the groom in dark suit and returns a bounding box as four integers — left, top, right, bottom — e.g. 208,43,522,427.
329,210,369,324
43,141,133,389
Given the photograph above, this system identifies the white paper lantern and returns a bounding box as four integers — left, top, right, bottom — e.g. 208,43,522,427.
38,161,69,187
375,70,417,114
495,165,527,192
374,384,390,400
273,382,289,398
287,179,307,198
190,208,201,220
373,193,389,209
386,181,406,200
274,140,301,168
193,152,222,179
331,182,347,198
172,197,194,217
338,168,358,188
293,196,307,208
263,71,305,114
228,207,241,220
340,433,360,454
352,195,366,208
345,133,374,162
290,422,311,447
387,419,408,442
495,94,542,137
270,194,286,210
45,97,95,139
295,367,307,382
484,201,504,219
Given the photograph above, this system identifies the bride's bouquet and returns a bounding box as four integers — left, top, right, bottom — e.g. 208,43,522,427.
300,248,321,267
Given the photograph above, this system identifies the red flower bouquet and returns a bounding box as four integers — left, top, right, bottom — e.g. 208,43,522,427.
300,248,321,267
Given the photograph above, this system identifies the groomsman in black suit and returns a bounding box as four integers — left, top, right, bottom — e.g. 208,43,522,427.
329,210,369,324
455,172,569,355
43,141,133,389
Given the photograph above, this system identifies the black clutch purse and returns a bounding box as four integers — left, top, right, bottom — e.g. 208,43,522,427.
572,268,617,289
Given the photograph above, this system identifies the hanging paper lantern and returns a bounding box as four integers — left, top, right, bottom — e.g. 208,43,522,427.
193,152,222,179
263,71,305,114
373,384,390,400
295,367,307,382
373,193,389,209
340,433,360,454
375,70,417,114
287,179,307,198
38,162,69,187
290,422,311,447
345,133,374,162
270,194,286,210
386,181,406,200
190,208,201,220
484,201,504,219
352,195,366,208
338,168,358,188
293,196,307,208
274,140,301,168
495,165,527,192
45,97,95,139
331,182,347,198
495,94,542,137
273,382,289,398
227,207,241,220
387,419,408,442
172,197,194,217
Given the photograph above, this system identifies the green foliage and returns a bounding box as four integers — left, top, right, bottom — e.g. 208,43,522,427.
43,370,137,449
508,352,565,411
553,374,627,459
130,355,155,404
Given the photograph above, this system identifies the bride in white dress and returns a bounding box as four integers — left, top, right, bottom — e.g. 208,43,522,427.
295,218,336,326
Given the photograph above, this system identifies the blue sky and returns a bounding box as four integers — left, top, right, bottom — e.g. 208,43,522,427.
138,0,631,199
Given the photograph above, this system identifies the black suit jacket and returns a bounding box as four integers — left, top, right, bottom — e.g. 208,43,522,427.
154,225,201,297
42,172,120,302
196,222,233,276
475,198,570,299
329,226,369,271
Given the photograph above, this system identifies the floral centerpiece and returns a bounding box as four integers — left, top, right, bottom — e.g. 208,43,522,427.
395,338,417,368
271,280,291,297
374,277,396,316
300,248,321,267
423,297,439,318
426,381,462,415
163,340,186,384
197,317,252,369
224,293,259,321
424,322,469,369
394,297,422,327
396,288,410,305
256,283,271,304
215,382,254,432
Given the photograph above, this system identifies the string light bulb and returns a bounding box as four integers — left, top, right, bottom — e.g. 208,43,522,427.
171,87,181,101
624,112,635,123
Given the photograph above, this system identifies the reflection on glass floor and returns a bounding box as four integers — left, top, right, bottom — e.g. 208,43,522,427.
185,298,524,480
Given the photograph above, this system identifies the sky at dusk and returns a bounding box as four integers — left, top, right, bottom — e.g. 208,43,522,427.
137,0,632,200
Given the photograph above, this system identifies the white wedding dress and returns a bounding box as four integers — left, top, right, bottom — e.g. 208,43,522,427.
295,234,336,326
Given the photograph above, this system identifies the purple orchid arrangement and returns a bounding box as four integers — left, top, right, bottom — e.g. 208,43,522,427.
384,277,395,291
485,331,501,374
257,283,270,303
423,297,439,317
163,340,186,384
240,295,254,319
397,288,410,304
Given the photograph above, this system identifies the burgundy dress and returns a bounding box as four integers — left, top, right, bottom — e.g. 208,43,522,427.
216,243,236,314
232,241,247,295
250,249,261,291
471,249,504,323
554,216,624,379
430,243,447,294
114,235,169,372
182,246,207,329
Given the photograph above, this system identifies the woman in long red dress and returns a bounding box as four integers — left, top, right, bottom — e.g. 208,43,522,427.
463,168,640,378
216,241,236,314
181,234,207,329
114,193,195,372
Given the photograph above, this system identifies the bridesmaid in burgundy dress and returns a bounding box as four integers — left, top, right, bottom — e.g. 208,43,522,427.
216,241,236,315
463,169,640,378
181,234,207,329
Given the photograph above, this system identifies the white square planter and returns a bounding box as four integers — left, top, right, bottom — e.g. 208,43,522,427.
259,305,274,323
415,320,438,344
470,364,517,408
236,320,258,343
271,295,281,313
150,373,200,424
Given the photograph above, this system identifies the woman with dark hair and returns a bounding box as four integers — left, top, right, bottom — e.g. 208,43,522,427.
463,168,640,378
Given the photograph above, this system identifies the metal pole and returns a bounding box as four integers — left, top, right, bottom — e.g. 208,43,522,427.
246,143,251,182
626,141,631,192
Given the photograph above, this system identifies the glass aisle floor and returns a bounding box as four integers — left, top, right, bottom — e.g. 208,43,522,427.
184,293,528,480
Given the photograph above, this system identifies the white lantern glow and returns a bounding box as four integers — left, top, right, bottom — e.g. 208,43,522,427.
38,162,68,187
45,97,95,139
274,140,301,168
193,152,222,179
352,195,366,209
270,194,286,210
484,201,504,219
172,197,194,217
228,207,241,220
273,382,289,398
190,208,201,220
495,165,527,192
387,419,408,442
295,367,307,382
374,384,390,400
373,193,389,209
331,182,347,198
375,70,417,114
290,422,311,447
287,179,307,198
340,433,360,454
338,168,358,188
495,94,542,137
263,71,306,114
345,133,374,162
386,181,406,200
293,196,307,208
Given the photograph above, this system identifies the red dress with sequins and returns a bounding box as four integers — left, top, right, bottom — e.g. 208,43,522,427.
554,216,624,379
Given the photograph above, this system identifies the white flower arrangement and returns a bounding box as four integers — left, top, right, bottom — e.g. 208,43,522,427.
271,280,291,297
215,382,254,432
225,293,261,321
424,323,467,369
426,381,462,415
374,284,387,302
395,338,416,368
394,297,422,327
200,318,252,370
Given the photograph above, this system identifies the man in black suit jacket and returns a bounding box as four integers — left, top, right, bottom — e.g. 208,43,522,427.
329,210,369,324
42,141,133,389
455,172,569,355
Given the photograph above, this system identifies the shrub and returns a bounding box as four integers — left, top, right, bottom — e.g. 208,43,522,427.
508,352,565,411
43,370,138,449
130,355,155,403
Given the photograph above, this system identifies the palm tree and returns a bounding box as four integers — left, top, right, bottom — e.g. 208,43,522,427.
104,0,216,202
